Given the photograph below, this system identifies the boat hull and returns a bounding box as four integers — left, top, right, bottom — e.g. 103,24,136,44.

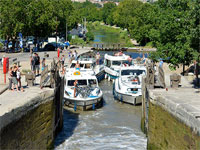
64,96,103,111
113,85,142,105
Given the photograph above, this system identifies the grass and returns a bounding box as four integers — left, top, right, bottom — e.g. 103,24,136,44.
87,21,133,47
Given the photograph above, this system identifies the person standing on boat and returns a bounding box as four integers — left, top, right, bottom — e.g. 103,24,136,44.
96,52,100,65
61,55,65,67
75,61,80,70
74,80,78,98
127,55,132,66
73,50,78,60
159,58,163,68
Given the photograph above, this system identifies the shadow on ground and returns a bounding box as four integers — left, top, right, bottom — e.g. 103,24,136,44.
54,109,79,147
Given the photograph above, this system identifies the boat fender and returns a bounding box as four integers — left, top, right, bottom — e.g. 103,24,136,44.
92,103,95,110
74,101,77,111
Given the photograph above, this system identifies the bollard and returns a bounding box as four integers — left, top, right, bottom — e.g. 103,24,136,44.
92,103,95,110
74,102,77,111
120,95,123,102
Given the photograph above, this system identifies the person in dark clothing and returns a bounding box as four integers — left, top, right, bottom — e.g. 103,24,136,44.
33,53,40,75
12,66,19,91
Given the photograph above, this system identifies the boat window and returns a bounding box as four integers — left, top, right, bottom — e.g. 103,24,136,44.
67,80,87,86
88,79,97,85
85,64,91,69
80,64,84,68
70,63,76,68
121,70,146,76
112,61,121,66
67,80,75,86
105,59,111,67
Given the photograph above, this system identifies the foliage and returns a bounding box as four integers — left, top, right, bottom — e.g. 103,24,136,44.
70,36,85,45
101,2,116,25
86,31,94,43
0,0,75,47
0,42,3,49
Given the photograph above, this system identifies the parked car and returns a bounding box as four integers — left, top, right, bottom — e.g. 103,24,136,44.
43,42,65,51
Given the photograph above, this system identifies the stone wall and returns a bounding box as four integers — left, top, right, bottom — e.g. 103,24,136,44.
148,102,200,150
0,88,58,150
0,78,64,150
0,99,55,150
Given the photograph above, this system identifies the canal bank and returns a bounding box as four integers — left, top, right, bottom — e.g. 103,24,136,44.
142,63,200,150
0,48,91,149
55,79,147,150
0,60,64,149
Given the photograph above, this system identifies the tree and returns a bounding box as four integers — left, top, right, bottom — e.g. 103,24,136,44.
150,0,194,70
101,2,116,25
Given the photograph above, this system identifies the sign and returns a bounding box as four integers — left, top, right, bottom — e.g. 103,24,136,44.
3,57,9,74
57,48,60,58
19,32,23,48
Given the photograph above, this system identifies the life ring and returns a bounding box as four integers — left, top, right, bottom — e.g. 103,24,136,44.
74,71,80,75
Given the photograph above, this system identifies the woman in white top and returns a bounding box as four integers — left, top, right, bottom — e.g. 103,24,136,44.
17,67,24,91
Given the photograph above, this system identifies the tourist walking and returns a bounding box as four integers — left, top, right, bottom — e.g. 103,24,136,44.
30,55,34,71
96,52,100,65
73,50,78,60
159,58,163,68
41,58,46,71
8,67,13,91
17,67,24,92
12,66,19,91
61,55,65,67
34,53,40,76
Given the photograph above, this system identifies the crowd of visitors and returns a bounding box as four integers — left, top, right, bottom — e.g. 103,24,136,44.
8,65,24,92
30,53,41,76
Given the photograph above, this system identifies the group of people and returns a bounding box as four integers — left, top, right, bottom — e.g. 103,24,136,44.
68,50,78,63
30,53,45,76
8,65,24,92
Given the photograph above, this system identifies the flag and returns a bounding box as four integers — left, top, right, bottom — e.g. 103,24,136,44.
19,33,23,48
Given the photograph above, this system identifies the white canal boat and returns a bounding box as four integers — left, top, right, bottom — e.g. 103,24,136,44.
68,51,105,82
113,65,146,105
104,53,130,81
64,70,103,111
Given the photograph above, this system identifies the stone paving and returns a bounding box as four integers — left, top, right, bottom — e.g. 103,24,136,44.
150,64,200,135
0,47,91,129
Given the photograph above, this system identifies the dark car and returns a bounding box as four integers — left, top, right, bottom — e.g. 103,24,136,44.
43,43,56,51
43,42,65,51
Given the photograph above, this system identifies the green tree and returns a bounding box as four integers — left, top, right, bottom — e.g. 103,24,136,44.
101,2,116,25
151,0,194,70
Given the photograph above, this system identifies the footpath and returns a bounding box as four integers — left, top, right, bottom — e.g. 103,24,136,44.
150,63,200,134
0,48,91,129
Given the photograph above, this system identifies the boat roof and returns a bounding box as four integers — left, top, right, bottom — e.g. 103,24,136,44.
120,65,146,71
65,70,97,80
104,54,129,61
71,60,93,64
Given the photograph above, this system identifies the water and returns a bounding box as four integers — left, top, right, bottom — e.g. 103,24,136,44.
93,30,121,44
54,80,147,150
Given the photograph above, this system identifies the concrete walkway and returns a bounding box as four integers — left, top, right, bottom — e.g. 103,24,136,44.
150,64,200,135
0,47,91,129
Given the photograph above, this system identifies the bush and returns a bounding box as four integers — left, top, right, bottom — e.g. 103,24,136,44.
70,36,85,46
0,42,3,49
86,31,94,43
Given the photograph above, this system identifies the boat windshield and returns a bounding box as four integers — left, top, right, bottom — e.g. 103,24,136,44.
85,64,92,69
70,63,76,68
67,80,87,86
112,61,121,66
88,79,97,85
121,70,145,76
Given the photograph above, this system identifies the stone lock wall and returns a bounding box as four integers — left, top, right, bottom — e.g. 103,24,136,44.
0,97,55,150
147,102,200,150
